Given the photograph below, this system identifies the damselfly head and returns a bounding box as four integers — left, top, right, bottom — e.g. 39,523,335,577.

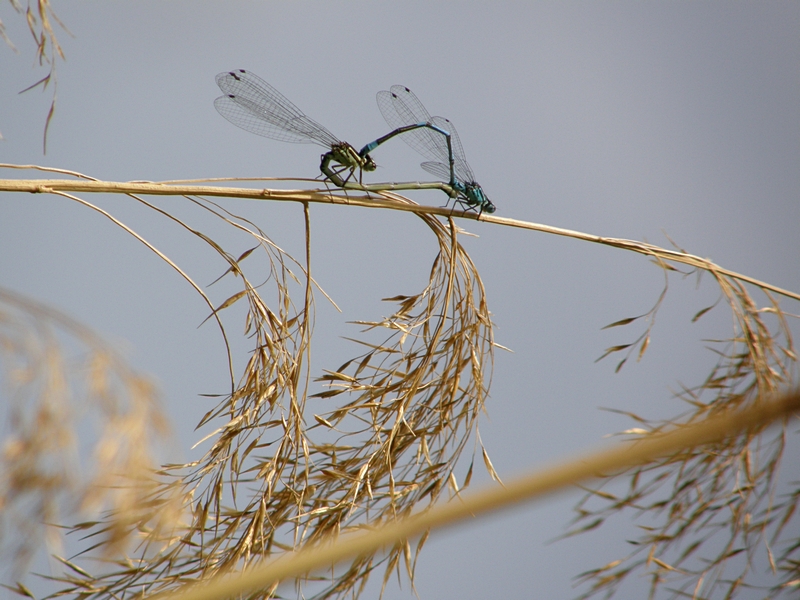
362,154,377,172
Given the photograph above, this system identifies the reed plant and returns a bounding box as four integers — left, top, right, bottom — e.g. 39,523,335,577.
0,166,798,600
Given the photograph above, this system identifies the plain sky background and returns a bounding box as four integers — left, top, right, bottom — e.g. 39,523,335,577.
1,2,799,598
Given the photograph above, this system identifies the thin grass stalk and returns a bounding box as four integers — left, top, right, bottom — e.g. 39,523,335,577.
1,174,797,304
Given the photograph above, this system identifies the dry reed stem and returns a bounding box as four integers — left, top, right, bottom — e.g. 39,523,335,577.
1,175,797,303
152,389,800,600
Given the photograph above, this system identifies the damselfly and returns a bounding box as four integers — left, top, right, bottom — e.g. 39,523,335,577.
215,70,455,191
377,85,496,214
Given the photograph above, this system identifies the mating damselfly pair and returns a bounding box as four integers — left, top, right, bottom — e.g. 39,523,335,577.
214,69,496,215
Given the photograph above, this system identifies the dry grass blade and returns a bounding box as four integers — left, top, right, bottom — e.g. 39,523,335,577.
4,1,71,152
572,268,800,599
0,286,179,577
302,209,494,597
39,187,238,389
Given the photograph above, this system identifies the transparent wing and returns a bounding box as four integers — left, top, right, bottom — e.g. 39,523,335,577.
387,84,433,122
377,86,452,166
420,161,451,180
377,85,478,185
215,70,340,148
453,156,476,186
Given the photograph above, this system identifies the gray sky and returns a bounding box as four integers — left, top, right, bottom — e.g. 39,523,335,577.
1,2,799,598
